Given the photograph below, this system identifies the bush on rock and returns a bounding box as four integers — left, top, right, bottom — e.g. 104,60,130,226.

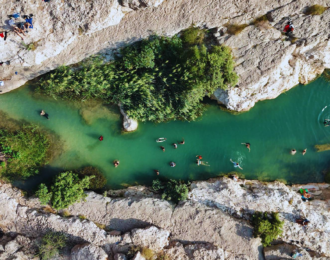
36,171,92,210
38,231,66,260
252,212,284,247
152,179,189,203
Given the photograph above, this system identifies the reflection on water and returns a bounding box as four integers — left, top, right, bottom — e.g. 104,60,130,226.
1,77,330,190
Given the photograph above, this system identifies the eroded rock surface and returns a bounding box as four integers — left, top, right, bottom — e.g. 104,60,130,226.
1,178,330,259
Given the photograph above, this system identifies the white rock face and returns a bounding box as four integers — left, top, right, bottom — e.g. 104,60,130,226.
131,226,170,251
71,243,108,260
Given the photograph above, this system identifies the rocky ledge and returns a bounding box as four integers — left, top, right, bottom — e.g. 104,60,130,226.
1,0,330,112
1,178,330,259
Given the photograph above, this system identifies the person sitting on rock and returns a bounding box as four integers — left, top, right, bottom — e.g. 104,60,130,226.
284,20,294,36
13,26,25,40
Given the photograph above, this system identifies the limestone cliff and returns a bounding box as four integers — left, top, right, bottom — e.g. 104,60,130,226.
1,178,329,259
1,0,330,112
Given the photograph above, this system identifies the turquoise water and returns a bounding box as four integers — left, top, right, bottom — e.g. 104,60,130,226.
1,77,330,189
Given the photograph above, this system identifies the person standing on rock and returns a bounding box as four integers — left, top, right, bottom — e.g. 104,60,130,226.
230,159,243,170
284,20,294,36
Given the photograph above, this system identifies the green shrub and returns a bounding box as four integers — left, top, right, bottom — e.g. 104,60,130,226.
38,231,66,260
36,34,238,123
181,26,205,45
0,161,5,167
304,5,328,15
251,15,269,25
225,23,248,35
36,183,52,205
79,166,107,190
36,171,91,210
252,212,284,247
0,125,52,180
152,179,189,203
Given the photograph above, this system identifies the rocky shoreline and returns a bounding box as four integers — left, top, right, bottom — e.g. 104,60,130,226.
1,177,330,259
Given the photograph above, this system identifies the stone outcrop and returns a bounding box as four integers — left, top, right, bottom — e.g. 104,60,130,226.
1,0,330,113
119,103,138,132
1,179,330,259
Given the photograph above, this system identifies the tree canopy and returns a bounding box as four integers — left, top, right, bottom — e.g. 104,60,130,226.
37,28,238,123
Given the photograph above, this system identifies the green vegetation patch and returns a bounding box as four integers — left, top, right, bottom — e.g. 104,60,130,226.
225,23,248,35
314,144,330,152
37,231,66,260
79,166,107,190
36,171,91,210
251,15,269,26
252,212,284,247
304,5,328,15
36,29,238,123
0,125,53,180
152,179,189,203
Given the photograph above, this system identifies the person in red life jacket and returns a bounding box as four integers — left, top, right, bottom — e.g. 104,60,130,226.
284,21,294,36
99,135,103,141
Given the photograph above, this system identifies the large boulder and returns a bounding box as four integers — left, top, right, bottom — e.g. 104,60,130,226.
71,243,108,260
131,226,170,251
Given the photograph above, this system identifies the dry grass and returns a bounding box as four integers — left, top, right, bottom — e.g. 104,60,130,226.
78,215,86,220
252,15,268,25
93,222,106,229
290,37,299,44
315,144,330,152
141,248,155,260
225,23,248,35
304,5,328,15
62,210,71,217
43,206,56,214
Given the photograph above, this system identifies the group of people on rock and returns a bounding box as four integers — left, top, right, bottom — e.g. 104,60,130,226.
1,13,34,41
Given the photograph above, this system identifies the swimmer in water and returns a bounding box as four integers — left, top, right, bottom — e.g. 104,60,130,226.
170,162,176,167
173,143,178,149
179,138,185,145
291,149,296,155
324,119,330,127
196,159,201,166
40,110,45,116
230,159,243,170
156,138,167,142
99,135,103,141
154,170,160,175
113,160,120,168
302,149,307,155
196,155,203,160
241,142,251,152
160,146,165,152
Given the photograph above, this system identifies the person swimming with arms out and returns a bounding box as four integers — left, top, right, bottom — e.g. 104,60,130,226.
241,142,250,152
179,138,185,145
230,159,243,170
156,137,166,142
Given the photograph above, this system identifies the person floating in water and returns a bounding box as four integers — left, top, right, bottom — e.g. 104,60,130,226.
173,143,178,149
291,149,296,155
40,110,49,119
197,159,210,166
160,146,165,152
170,162,176,167
241,142,250,152
324,119,330,127
302,149,307,155
99,136,103,141
113,160,120,167
156,137,166,143
179,138,185,145
154,170,160,175
196,155,202,160
230,159,243,170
